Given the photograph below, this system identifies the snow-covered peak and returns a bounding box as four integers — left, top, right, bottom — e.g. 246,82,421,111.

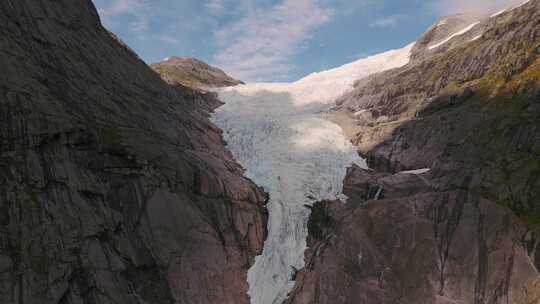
225,42,414,110
291,43,414,104
295,42,414,86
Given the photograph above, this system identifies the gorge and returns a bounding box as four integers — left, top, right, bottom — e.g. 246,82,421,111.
0,1,539,304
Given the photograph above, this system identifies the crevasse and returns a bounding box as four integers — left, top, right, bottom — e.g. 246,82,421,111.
211,43,414,304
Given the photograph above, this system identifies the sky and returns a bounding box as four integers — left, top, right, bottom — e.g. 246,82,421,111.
93,0,525,82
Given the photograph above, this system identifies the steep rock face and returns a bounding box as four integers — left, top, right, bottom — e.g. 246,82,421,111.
289,1,540,303
151,56,244,90
0,1,266,304
287,167,540,304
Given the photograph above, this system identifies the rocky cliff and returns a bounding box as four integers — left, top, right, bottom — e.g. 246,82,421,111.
151,56,244,90
0,1,266,304
288,1,540,303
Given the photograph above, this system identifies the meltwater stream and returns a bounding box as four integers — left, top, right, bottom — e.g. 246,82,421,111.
211,44,414,304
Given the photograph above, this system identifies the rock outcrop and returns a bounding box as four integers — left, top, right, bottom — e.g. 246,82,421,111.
287,167,540,304
151,57,244,90
288,1,540,303
0,1,266,304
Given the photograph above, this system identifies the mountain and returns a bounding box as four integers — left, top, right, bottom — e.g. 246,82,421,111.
1,0,539,304
151,56,244,89
0,1,266,304
285,1,540,303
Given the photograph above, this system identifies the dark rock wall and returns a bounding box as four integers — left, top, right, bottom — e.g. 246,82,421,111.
0,1,267,304
287,167,540,304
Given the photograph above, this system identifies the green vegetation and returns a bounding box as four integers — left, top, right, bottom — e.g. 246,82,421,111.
520,208,540,230
479,154,540,231
152,65,202,88
102,126,123,147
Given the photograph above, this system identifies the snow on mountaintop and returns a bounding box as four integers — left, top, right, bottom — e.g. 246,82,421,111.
428,21,480,50
288,43,415,105
490,9,506,17
211,42,414,304
492,0,531,17
427,0,532,51
437,20,449,26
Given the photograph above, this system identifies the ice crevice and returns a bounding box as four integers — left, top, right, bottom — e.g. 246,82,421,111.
210,43,414,304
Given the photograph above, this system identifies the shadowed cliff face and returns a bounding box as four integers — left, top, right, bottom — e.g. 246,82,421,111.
287,167,540,304
288,1,540,303
0,1,267,304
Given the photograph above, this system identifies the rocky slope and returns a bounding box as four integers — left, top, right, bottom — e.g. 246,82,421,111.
287,167,539,304
0,1,267,304
151,56,244,90
288,1,540,303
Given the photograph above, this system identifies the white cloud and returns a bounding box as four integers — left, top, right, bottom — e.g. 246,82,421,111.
97,0,143,17
370,16,400,28
206,0,225,14
436,0,527,14
97,0,149,35
157,34,181,44
213,0,332,81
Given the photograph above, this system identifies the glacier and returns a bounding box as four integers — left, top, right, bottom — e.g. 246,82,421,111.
210,43,414,304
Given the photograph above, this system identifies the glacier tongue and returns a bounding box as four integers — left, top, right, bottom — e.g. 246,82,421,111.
211,43,414,304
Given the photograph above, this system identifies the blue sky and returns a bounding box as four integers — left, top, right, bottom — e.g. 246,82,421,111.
94,0,522,82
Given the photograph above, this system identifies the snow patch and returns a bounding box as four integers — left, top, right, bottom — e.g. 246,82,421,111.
354,109,369,116
428,22,480,50
517,0,531,8
490,9,506,17
437,20,448,27
211,43,414,304
399,168,431,175
471,35,482,41
161,57,170,61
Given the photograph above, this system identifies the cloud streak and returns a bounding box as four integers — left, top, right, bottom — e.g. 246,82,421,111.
370,15,401,28
213,0,332,81
97,0,150,34
97,0,143,17
435,0,528,14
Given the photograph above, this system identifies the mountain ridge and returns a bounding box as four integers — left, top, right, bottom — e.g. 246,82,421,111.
151,56,244,90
